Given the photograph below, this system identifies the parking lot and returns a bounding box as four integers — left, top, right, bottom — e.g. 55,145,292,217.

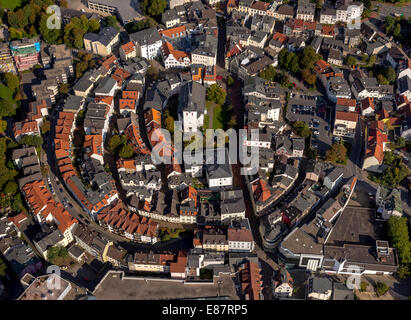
287,94,333,157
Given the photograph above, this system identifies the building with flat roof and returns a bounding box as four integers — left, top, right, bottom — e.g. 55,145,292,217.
19,274,73,300
87,0,143,25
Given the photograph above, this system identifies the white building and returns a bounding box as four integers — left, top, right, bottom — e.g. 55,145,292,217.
130,27,163,60
178,81,206,133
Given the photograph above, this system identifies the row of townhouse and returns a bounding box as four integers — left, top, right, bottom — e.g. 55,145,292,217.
128,186,246,225
193,219,255,253
97,200,159,244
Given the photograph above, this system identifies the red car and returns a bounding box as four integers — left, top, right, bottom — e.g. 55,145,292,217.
216,75,223,81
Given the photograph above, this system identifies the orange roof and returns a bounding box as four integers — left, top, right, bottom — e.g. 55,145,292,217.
113,67,131,81
120,41,135,55
120,159,135,170
119,98,136,110
361,97,375,111
226,43,242,58
192,66,203,82
13,120,38,137
159,25,186,38
335,111,358,122
272,32,288,44
22,181,53,215
84,134,103,157
122,90,139,100
55,149,69,160
251,178,273,203
321,25,335,36
239,261,262,300
162,41,189,62
145,108,161,126
251,1,269,11
95,96,113,106
102,55,117,71
8,212,28,229
336,98,356,107
314,60,330,74
169,251,188,274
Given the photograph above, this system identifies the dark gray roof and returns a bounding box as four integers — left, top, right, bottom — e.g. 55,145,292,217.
178,81,206,113
85,27,119,47
34,229,65,252
130,27,162,47
95,77,117,95
309,276,333,294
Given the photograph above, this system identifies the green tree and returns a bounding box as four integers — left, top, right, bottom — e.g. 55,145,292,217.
140,0,167,17
227,75,235,86
3,181,17,195
0,98,16,117
4,72,19,92
326,142,348,164
119,144,134,159
125,17,157,33
385,67,396,84
0,258,6,277
259,65,277,82
278,48,293,70
102,16,120,31
385,16,395,34
299,46,321,70
377,74,389,85
345,55,357,67
293,121,311,139
360,281,368,292
376,282,389,297
165,116,175,134
206,84,226,105
388,216,411,264
0,119,7,134
396,265,410,279
301,68,316,86
88,18,100,33
393,23,402,37
46,245,68,263
59,83,70,96
108,134,124,153
18,135,43,148
396,137,406,149
39,13,63,44
288,53,300,74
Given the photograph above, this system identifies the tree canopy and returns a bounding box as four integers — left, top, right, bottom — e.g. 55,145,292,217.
125,17,157,34
293,121,311,139
206,84,226,105
326,142,348,165
388,216,411,265
140,0,167,17
119,144,134,159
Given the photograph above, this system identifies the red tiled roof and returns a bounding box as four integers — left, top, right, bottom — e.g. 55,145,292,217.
159,25,186,38
250,1,270,11
335,111,358,122
361,97,375,111
120,42,135,55
336,98,356,107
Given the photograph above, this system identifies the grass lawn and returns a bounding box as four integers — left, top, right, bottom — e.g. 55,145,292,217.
204,114,209,130
0,0,22,10
212,104,223,130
